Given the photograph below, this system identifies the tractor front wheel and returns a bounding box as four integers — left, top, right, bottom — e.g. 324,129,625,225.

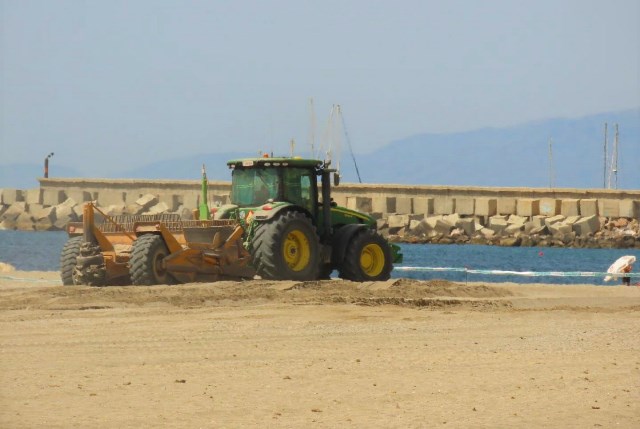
250,211,320,281
339,229,392,282
60,236,83,285
129,234,174,285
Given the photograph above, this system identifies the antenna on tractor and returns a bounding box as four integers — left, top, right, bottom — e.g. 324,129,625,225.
548,138,555,188
603,122,608,188
336,105,362,183
308,97,316,158
608,123,619,189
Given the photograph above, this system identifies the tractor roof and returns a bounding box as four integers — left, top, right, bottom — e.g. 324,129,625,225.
227,157,323,170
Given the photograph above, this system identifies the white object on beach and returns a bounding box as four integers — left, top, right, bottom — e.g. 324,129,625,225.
604,255,636,282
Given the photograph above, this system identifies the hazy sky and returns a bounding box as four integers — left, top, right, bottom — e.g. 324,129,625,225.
1,0,639,176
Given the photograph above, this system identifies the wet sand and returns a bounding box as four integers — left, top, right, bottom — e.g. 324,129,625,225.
1,271,639,428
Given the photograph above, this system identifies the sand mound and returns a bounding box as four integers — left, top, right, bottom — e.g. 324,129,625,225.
0,262,16,273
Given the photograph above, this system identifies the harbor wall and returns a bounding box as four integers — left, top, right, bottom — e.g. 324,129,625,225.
18,178,640,219
1,178,639,248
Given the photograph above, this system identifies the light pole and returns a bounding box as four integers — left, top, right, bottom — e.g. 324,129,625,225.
44,152,54,178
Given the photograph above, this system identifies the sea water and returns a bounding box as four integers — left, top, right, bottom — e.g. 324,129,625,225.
0,230,638,285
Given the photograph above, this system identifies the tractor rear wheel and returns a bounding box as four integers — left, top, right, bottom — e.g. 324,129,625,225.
251,211,320,281
339,229,392,281
60,236,83,285
129,234,174,285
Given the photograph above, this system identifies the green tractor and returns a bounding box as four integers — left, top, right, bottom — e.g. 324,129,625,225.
214,156,402,281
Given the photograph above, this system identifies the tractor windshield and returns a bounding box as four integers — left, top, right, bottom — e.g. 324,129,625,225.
231,168,280,206
230,166,317,212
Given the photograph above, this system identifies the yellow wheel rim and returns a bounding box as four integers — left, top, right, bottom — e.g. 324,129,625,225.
283,229,311,272
360,244,385,277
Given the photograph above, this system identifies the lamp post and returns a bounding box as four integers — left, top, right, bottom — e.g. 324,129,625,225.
44,152,54,178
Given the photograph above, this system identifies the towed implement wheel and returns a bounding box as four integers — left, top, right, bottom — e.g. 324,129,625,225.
60,236,83,285
72,242,107,286
251,211,320,280
129,234,174,285
339,229,392,281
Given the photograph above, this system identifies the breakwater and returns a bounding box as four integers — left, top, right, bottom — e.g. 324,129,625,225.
1,178,639,248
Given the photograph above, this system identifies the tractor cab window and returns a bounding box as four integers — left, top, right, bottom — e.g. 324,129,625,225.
231,168,280,206
283,168,315,213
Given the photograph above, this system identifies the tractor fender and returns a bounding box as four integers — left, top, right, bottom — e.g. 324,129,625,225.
330,224,370,266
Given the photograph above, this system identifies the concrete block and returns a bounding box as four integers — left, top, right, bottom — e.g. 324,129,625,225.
65,190,92,204
371,196,389,214
544,215,566,226
572,215,600,236
425,215,444,229
0,202,28,222
474,198,497,217
42,189,66,206
54,203,78,230
0,189,24,205
15,212,35,230
579,199,598,217
35,217,55,231
136,194,158,210
488,217,508,234
479,228,495,239
548,223,572,236
516,199,540,217
145,202,170,215
444,213,460,225
505,223,524,234
395,197,412,214
560,199,580,217
456,218,475,236
432,219,453,235
97,190,126,207
182,193,199,211
30,204,56,222
598,199,619,218
412,198,434,216
497,198,516,215
408,219,428,235
507,214,527,225
455,197,475,216
25,189,43,205
619,200,639,219
387,214,410,228
539,198,560,216
0,188,25,206
124,191,142,205
433,196,455,215
564,215,581,225
530,215,546,228
347,196,372,213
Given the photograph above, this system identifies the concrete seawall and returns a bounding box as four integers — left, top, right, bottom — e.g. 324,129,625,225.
1,178,639,248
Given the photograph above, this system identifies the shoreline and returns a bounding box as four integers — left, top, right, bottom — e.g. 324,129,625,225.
1,270,639,428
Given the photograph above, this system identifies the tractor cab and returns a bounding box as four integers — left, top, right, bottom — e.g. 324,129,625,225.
213,155,401,282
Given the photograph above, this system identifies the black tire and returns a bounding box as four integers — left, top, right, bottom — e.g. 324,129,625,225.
60,236,83,285
129,234,174,285
250,211,320,281
338,229,393,282
72,242,107,286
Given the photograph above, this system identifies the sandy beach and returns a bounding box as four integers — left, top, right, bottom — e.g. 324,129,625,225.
1,271,639,428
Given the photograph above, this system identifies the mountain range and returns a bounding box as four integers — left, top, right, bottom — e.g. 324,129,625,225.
1,108,638,190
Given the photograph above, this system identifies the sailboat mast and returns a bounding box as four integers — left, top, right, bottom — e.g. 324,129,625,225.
613,124,619,189
603,122,608,188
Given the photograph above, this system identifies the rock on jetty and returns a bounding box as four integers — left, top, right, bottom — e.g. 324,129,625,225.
378,212,640,249
1,188,639,249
